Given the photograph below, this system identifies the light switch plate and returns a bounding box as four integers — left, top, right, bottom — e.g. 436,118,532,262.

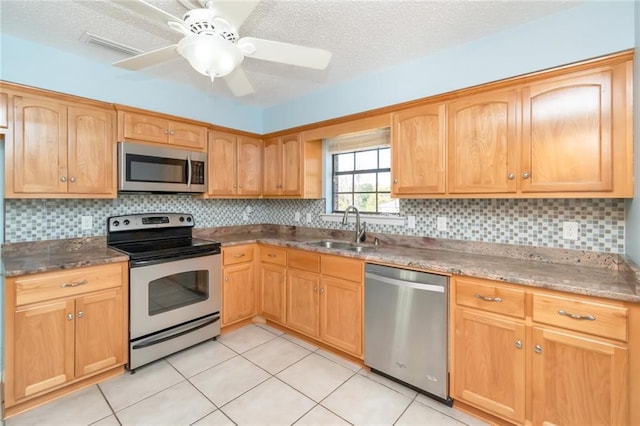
306,213,312,223
437,217,447,232
563,221,578,240
407,215,416,229
294,212,301,222
81,215,93,230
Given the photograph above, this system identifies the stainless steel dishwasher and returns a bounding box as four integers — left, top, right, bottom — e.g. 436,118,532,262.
364,263,452,405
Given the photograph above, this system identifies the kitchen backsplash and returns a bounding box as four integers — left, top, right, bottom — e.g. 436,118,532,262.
4,196,625,253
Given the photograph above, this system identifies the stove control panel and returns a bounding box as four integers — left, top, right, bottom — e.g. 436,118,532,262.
107,213,195,232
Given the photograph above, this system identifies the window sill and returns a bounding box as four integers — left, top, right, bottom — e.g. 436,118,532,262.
320,213,406,227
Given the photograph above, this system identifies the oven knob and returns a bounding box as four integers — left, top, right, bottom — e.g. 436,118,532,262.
123,219,130,226
112,220,120,227
179,217,185,222
186,217,192,223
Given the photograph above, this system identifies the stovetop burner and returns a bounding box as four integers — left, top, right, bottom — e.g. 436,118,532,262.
107,213,220,261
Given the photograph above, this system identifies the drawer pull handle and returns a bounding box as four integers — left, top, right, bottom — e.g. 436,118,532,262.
557,309,595,321
474,293,502,303
233,253,246,258
267,253,276,258
60,279,88,288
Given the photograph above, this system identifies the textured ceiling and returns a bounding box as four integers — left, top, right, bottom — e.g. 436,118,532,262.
0,0,580,107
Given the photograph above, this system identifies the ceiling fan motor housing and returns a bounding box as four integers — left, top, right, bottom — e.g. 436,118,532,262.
183,8,238,42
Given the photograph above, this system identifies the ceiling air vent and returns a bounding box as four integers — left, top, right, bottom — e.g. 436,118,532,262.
80,31,143,56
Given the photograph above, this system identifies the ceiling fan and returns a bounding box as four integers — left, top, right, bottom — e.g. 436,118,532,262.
112,0,332,96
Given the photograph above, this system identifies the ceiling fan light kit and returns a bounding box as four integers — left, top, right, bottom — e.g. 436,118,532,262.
178,34,243,81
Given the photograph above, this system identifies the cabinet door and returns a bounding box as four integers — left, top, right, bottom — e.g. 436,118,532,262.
453,308,526,424
222,262,255,326
13,299,75,400
522,70,613,193
392,103,446,195
208,131,238,196
75,289,124,378
0,91,8,128
122,112,168,144
67,106,115,195
281,134,302,196
286,269,320,337
168,120,206,150
531,327,628,426
263,138,282,195
12,95,68,194
237,136,263,196
448,90,517,193
320,277,362,357
260,263,286,323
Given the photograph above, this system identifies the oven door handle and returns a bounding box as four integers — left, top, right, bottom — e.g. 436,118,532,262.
129,251,220,268
132,316,220,350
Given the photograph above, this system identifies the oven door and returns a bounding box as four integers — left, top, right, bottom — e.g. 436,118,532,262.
129,253,221,339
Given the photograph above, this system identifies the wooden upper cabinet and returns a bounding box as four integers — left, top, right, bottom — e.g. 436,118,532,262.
208,130,262,197
448,90,517,194
262,137,282,196
0,92,8,129
281,134,302,196
392,103,446,195
67,106,115,195
120,110,206,150
521,69,614,193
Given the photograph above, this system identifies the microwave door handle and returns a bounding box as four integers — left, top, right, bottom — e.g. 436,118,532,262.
187,154,192,188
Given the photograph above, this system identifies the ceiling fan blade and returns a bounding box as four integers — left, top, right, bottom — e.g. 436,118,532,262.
113,44,179,70
224,67,255,97
239,37,332,70
113,0,186,27
206,0,259,30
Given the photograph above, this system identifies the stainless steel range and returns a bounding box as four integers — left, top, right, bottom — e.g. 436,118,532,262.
107,213,221,371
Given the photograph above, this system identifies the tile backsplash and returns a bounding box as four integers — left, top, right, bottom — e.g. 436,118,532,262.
4,196,625,253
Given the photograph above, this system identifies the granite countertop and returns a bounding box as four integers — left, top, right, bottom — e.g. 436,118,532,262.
2,226,639,303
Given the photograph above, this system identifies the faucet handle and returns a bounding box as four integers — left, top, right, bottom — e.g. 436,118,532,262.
358,221,367,242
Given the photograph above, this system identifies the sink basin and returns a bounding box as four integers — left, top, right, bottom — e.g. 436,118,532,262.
346,245,377,253
306,240,377,253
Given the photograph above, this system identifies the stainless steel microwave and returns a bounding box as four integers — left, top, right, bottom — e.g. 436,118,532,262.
118,142,207,193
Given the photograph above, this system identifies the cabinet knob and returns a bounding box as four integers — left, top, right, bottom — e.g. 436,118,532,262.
522,172,530,179
66,313,74,321
319,288,325,294
233,184,238,188
515,340,523,349
239,184,243,188
393,178,398,184
507,173,515,180
169,130,175,135
313,286,318,292
224,276,229,282
60,176,67,182
534,344,543,354
69,176,76,183
77,311,84,318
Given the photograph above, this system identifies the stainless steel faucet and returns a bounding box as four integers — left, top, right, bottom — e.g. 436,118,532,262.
342,205,366,243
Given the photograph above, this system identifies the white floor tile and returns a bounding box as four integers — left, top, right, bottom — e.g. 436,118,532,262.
116,381,215,426
243,337,312,374
217,325,278,353
7,386,111,426
190,355,270,407
167,340,236,377
89,415,120,426
221,377,315,426
414,395,489,426
358,369,418,399
98,360,184,412
315,348,362,372
255,323,285,336
322,374,412,426
396,401,466,426
294,405,351,426
281,333,320,351
191,409,236,426
277,353,355,402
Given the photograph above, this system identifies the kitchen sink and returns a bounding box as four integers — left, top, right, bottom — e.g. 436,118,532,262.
346,245,377,253
306,240,377,253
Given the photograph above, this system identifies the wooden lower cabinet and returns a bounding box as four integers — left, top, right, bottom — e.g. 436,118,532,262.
259,263,286,323
5,263,128,417
222,262,255,326
320,276,363,357
531,327,629,426
453,308,526,424
286,269,320,337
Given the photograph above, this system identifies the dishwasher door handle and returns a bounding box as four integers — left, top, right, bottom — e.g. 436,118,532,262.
365,273,445,293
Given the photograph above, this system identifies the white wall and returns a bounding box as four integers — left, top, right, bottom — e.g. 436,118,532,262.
625,1,640,264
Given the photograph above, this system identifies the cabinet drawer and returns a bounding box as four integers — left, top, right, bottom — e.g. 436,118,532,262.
321,255,362,283
223,245,254,266
532,293,628,342
260,246,286,266
15,263,124,306
288,250,320,273
456,277,525,319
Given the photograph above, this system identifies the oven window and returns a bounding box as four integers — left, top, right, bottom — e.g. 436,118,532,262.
126,154,187,184
148,270,209,316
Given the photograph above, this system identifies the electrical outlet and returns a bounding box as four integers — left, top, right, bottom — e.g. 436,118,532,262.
563,221,579,240
294,211,301,222
306,213,312,223
407,215,416,229
437,216,447,232
242,212,249,221
81,215,93,230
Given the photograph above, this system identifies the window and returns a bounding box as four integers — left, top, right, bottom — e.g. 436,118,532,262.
332,147,399,213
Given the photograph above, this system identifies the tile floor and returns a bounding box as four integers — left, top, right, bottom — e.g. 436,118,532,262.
6,324,489,426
